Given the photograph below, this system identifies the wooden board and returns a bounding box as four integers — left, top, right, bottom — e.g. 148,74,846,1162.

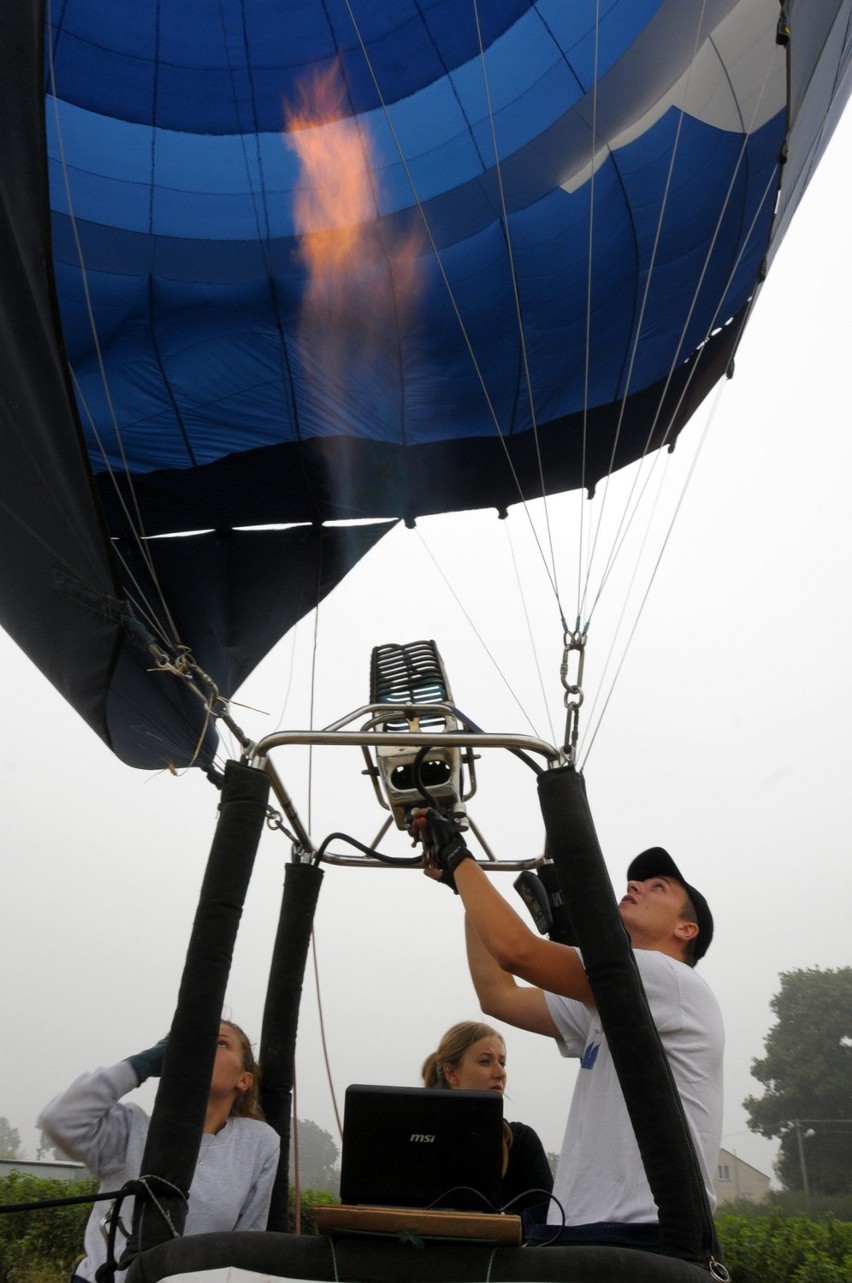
313,1203,523,1244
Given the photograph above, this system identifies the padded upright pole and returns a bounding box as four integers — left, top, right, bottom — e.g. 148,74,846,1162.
537,765,719,1265
259,860,324,1231
128,761,270,1260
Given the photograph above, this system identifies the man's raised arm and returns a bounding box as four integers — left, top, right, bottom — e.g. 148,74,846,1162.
452,855,593,1005
464,914,558,1035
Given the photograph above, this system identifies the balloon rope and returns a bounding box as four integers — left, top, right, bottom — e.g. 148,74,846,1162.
578,0,712,627
576,0,602,624
413,528,543,739
582,20,780,631
579,377,725,768
44,10,191,655
341,0,562,609
586,158,780,638
572,4,779,760
212,0,328,526
501,520,558,747
38,12,167,634
471,0,562,610
569,8,781,760
292,1076,301,1234
306,538,324,835
578,130,776,759
298,545,344,1150
311,930,344,1141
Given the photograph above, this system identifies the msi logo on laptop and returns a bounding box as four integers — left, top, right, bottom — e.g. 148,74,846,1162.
341,1084,504,1211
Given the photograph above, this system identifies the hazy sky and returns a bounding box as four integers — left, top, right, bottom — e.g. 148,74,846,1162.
2,102,851,1194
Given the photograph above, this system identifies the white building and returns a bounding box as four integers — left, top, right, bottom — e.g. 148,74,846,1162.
0,1157,92,1182
713,1148,771,1206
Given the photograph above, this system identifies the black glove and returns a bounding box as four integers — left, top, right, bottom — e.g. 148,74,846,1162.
126,1037,168,1085
417,808,473,893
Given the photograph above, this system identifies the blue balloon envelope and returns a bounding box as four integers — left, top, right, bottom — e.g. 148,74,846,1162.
0,0,850,766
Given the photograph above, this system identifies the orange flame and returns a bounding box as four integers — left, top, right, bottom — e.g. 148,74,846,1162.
287,65,377,284
285,64,423,414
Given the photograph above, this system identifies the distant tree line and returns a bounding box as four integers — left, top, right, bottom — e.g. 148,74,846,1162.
0,1121,21,1162
289,1118,340,1195
1,1114,340,1196
744,966,852,1197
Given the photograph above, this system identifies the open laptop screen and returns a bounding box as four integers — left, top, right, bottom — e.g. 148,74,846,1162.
339,1084,504,1212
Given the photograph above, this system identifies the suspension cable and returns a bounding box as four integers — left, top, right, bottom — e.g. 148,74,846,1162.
579,0,711,623
471,0,563,610
340,0,564,606
581,11,779,632
414,525,545,739
579,375,728,769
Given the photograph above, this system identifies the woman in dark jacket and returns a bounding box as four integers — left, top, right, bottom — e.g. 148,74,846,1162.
421,1020,553,1213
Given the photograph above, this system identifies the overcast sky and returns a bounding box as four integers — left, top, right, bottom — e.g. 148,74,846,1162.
2,104,851,1193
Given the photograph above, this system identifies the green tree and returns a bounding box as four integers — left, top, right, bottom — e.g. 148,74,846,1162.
0,1118,21,1160
35,1129,72,1162
289,1119,339,1194
744,967,852,1196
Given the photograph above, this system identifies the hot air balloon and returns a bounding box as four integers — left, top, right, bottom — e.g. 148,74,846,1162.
1,1,851,1280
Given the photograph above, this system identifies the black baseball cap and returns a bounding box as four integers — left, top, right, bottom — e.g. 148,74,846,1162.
626,846,713,962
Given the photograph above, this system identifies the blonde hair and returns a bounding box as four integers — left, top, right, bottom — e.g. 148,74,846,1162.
421,1021,511,1174
421,1020,505,1089
222,1020,265,1120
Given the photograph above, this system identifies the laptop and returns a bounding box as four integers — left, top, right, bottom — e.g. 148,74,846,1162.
339,1084,505,1213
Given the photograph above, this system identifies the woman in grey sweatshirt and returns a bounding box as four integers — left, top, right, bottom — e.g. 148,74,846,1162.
40,1020,280,1283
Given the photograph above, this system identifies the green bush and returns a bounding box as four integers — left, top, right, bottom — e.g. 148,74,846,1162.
0,1171,96,1282
766,1189,852,1222
0,1173,338,1281
719,1190,852,1221
5,1176,850,1283
716,1211,852,1283
288,1187,339,1235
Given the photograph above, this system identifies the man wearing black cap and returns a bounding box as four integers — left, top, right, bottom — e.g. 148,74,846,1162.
620,845,714,965
412,812,723,1249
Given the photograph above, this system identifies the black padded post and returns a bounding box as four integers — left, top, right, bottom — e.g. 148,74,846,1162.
127,761,270,1260
259,860,324,1230
537,765,719,1264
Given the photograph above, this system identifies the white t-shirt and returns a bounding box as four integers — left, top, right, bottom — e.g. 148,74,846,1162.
544,949,723,1226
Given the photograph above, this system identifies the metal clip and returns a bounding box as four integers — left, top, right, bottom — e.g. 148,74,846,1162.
265,806,302,852
560,621,587,763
